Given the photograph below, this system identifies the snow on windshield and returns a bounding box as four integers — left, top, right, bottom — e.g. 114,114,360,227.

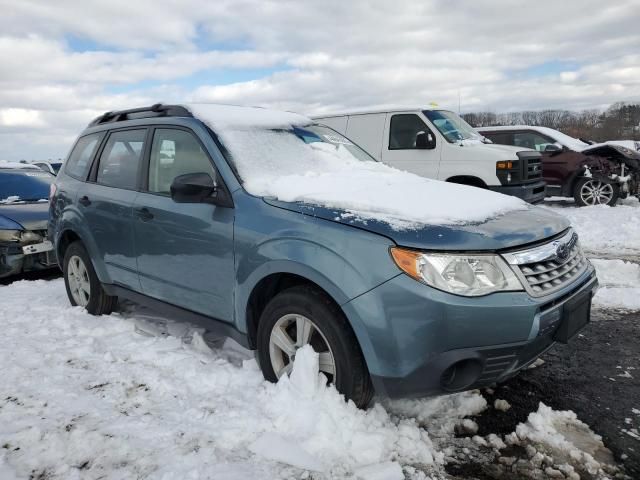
526,127,591,151
190,105,528,229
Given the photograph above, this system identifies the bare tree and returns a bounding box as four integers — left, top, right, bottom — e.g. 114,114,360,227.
463,102,640,141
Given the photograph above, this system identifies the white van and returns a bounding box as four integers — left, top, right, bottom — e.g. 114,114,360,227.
312,107,547,203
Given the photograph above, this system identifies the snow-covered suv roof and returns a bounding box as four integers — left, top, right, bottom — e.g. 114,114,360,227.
476,125,590,152
477,125,640,153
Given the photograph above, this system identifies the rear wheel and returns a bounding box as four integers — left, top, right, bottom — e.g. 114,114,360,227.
574,177,619,206
63,241,117,315
256,285,373,408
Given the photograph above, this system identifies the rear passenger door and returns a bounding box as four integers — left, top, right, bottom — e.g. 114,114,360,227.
133,127,235,322
78,128,147,289
381,113,440,178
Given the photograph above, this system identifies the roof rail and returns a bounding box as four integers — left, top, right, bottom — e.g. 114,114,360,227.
87,104,193,127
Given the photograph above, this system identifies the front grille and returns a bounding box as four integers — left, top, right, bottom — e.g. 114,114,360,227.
502,230,590,297
519,244,587,295
524,156,542,181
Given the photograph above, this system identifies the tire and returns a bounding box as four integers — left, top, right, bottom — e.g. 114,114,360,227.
63,241,117,315
256,285,374,408
573,177,619,207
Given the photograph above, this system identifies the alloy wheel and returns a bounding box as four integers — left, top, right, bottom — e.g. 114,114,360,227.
580,179,614,206
67,255,91,307
268,313,336,382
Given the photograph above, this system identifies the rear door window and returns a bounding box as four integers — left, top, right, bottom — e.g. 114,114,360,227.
65,133,104,180
96,129,146,190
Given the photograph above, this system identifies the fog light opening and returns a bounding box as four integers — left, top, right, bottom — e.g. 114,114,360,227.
440,359,483,392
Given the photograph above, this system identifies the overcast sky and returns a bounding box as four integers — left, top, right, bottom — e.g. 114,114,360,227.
1,0,639,160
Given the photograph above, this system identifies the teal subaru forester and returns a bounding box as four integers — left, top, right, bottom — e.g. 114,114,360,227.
49,103,597,407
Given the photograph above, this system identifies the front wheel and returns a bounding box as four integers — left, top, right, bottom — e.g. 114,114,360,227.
573,177,619,207
63,241,117,315
256,285,373,408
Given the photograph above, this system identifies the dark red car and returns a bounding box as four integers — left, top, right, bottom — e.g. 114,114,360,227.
477,126,640,206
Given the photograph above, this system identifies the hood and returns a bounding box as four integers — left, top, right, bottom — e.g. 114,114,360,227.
581,143,640,170
445,141,532,163
457,142,527,155
603,140,640,152
0,201,49,230
264,199,569,251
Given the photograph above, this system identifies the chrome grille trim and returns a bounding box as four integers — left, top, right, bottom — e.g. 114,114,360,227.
502,229,589,297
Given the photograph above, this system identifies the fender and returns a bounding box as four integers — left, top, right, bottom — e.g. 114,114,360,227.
234,235,397,362
53,205,113,284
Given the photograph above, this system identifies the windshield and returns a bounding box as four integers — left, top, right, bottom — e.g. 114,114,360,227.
424,110,480,143
0,170,53,203
218,124,377,184
543,128,590,151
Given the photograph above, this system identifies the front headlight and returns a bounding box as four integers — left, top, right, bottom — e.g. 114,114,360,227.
0,230,22,242
390,247,523,296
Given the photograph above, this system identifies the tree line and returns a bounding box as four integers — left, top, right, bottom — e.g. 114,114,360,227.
462,102,640,142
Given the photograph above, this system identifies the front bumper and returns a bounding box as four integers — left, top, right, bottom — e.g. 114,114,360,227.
0,240,57,278
343,264,597,399
490,180,547,204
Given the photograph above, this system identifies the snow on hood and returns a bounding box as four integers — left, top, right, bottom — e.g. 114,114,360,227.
582,141,640,158
0,160,41,170
188,104,528,230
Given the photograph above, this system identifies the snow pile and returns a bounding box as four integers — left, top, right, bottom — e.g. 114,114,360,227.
591,258,640,310
504,403,617,478
494,399,511,412
190,103,528,229
545,197,640,256
250,344,442,473
385,391,487,436
0,279,447,479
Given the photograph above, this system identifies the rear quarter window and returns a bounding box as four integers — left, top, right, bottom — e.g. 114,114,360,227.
65,132,105,180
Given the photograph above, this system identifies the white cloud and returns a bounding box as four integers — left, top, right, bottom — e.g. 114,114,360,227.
0,108,46,128
0,0,639,159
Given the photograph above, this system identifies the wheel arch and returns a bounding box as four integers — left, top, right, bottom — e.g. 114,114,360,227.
243,269,350,350
55,227,111,283
445,175,488,188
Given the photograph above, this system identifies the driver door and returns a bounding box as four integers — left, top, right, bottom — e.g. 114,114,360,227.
133,127,235,322
381,113,440,179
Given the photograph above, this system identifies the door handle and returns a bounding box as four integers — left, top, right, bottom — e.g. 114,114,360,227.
136,207,154,221
78,195,91,207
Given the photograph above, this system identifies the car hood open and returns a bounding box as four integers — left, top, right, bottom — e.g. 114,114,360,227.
264,198,569,251
0,202,49,231
581,143,640,170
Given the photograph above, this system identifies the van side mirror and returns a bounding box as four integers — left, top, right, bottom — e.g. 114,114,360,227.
170,172,217,203
416,131,436,150
544,144,563,155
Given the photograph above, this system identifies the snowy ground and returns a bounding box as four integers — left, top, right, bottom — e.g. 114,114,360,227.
0,197,638,480
543,196,640,312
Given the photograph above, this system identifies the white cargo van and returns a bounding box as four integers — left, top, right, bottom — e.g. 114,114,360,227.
312,107,546,203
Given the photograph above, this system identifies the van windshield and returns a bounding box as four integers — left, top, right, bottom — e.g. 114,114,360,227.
424,110,479,143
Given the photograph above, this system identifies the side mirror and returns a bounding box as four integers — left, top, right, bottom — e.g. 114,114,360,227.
544,144,563,155
170,172,217,204
415,131,436,150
